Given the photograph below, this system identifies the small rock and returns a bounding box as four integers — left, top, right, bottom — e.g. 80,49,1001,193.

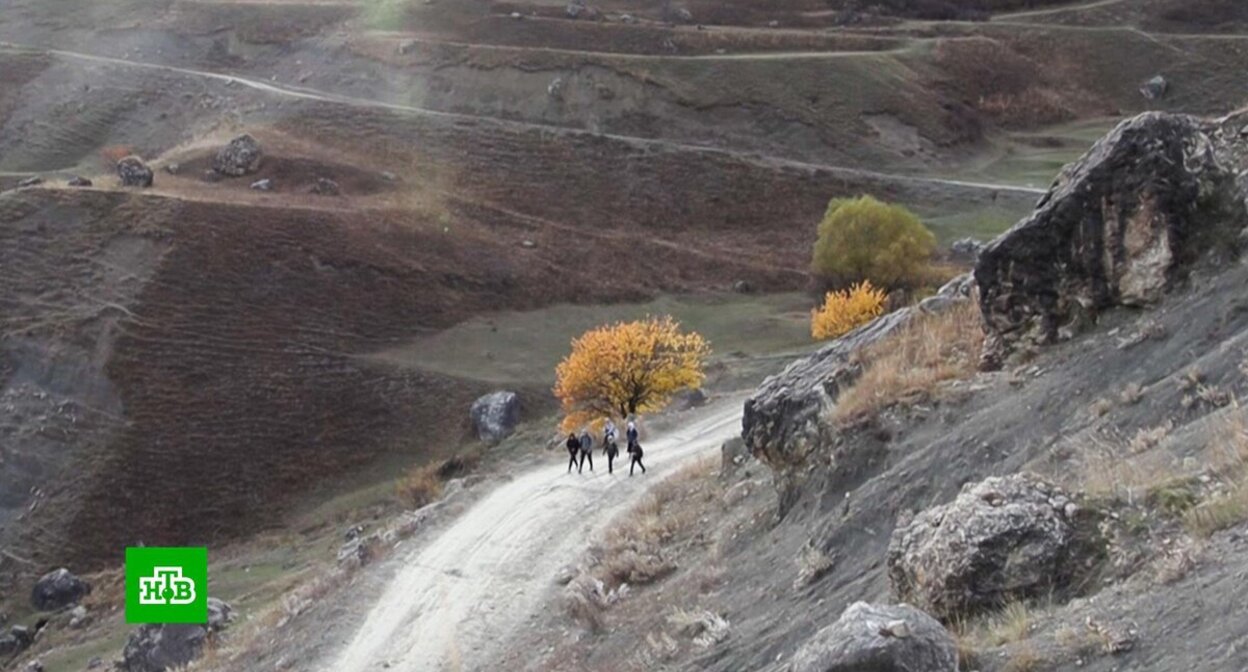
547,77,565,100
164,163,180,176
619,13,635,23
881,619,911,639
22,660,43,672
732,279,754,293
510,11,522,19
87,657,103,669
381,171,398,182
250,178,273,191
67,176,93,187
674,7,693,22
69,605,91,629
311,177,340,196
768,19,779,27
18,176,43,188
116,156,154,188
520,239,537,249
1140,75,1168,101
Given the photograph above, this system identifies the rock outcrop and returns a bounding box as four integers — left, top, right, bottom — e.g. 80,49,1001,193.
213,134,263,176
743,275,973,513
975,111,1248,369
887,473,1099,619
470,391,520,443
30,568,90,611
116,156,154,188
789,601,957,672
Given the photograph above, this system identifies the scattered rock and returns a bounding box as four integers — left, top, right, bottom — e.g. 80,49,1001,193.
674,7,693,22
311,177,341,196
87,658,103,670
213,134,263,176
68,605,91,629
547,77,565,100
671,387,708,411
120,599,232,672
116,156,154,188
732,279,754,293
554,565,578,585
207,598,233,631
720,437,749,477
22,660,43,672
619,13,635,23
887,473,1099,619
0,631,26,657
1140,75,1168,101
31,568,91,611
337,534,381,568
381,171,398,182
67,176,93,187
565,0,585,18
164,163,180,176
250,178,273,192
768,19,780,27
790,602,957,672
17,176,43,188
975,112,1248,369
470,391,521,444
510,11,522,19
520,239,537,249
948,237,984,262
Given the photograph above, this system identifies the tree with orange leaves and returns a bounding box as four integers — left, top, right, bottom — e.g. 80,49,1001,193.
554,316,711,432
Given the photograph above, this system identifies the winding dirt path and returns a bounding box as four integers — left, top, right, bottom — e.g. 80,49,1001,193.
325,398,745,672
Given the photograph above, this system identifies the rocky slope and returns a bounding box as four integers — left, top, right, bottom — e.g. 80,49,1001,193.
695,109,1248,671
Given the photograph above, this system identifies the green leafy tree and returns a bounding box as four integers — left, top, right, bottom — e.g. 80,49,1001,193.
811,195,936,290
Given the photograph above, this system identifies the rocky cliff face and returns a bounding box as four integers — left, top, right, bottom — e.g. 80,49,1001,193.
975,111,1248,368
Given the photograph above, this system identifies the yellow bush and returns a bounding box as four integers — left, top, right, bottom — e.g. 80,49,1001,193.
811,280,887,341
811,195,936,290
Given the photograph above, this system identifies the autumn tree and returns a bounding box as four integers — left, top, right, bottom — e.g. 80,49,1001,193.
811,195,936,290
554,316,711,432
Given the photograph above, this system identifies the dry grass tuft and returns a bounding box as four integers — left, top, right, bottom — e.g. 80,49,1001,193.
793,539,836,589
1184,406,1248,537
953,599,1038,666
396,463,444,509
1002,642,1044,672
833,300,983,423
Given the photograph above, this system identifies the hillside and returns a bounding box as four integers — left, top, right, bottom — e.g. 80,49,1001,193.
3,0,1248,670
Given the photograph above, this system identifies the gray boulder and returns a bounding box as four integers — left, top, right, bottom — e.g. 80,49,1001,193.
470,391,520,443
213,134,263,176
790,602,957,672
117,156,154,188
888,473,1095,619
975,111,1248,369
31,568,91,611
121,599,232,672
1140,75,1168,101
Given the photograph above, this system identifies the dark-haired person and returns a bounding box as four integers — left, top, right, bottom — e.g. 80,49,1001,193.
628,440,646,476
604,438,620,474
579,429,595,472
566,433,581,473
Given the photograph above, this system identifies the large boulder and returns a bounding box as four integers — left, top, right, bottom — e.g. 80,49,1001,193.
116,156,154,187
887,473,1096,620
975,111,1248,369
121,599,232,672
30,568,90,611
789,601,957,672
470,391,520,443
743,276,973,514
213,134,263,176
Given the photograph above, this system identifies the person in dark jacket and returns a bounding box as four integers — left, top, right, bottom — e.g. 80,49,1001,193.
626,419,639,446
566,433,581,473
604,437,619,474
628,440,646,476
579,429,594,472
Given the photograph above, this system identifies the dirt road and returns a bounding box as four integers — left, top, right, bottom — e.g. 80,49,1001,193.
325,398,745,672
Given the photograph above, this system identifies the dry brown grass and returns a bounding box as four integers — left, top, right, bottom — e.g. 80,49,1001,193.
396,463,444,509
833,300,983,423
596,457,717,588
1078,432,1186,502
1184,405,1248,537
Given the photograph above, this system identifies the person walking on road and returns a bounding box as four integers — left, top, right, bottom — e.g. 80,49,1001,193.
626,419,639,446
627,439,646,476
604,436,619,474
566,433,582,473
578,429,595,472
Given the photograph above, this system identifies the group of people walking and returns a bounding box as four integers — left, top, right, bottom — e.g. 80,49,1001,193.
566,419,646,476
